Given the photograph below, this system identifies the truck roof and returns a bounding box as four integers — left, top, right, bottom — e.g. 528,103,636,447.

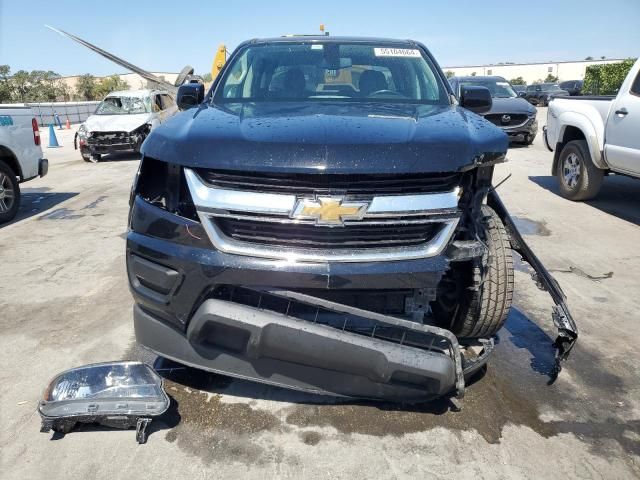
247,36,419,46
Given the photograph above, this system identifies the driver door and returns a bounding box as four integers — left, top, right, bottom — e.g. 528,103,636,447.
604,66,640,176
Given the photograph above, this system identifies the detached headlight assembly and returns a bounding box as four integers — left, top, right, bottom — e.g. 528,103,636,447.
39,361,169,444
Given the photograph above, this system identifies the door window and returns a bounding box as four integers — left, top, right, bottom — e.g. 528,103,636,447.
160,94,176,109
152,95,163,112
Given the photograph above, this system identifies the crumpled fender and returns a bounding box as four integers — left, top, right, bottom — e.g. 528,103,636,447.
488,190,578,378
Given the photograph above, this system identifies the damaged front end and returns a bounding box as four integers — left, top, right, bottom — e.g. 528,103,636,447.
488,191,578,372
127,156,578,404
86,124,150,156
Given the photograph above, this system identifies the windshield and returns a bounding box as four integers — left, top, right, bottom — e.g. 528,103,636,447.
214,42,449,105
458,79,517,98
95,96,150,115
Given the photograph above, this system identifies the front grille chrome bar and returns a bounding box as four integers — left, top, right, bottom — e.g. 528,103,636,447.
185,168,461,263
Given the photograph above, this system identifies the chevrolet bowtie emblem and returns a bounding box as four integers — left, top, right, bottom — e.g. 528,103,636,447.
292,197,369,225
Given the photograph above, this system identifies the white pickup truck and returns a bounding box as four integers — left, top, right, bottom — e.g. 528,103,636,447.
544,58,640,200
0,105,49,223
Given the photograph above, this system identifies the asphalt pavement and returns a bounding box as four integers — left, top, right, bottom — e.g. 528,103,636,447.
1,112,639,479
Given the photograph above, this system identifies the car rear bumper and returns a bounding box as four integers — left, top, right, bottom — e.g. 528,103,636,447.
134,298,462,402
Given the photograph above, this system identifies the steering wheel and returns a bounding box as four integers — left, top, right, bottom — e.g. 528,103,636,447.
368,89,406,98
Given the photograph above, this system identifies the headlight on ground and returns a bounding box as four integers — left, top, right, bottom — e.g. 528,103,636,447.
38,361,169,444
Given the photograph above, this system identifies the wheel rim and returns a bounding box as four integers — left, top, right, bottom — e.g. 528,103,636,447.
562,153,581,189
0,171,15,213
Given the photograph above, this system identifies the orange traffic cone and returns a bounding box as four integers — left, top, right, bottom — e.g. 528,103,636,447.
65,118,71,129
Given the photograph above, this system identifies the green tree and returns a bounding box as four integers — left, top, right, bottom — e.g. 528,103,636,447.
201,72,213,83
39,71,65,101
544,74,558,83
11,70,33,102
0,65,13,103
585,56,593,61
583,58,636,95
75,74,99,100
58,82,72,101
510,76,526,85
96,75,130,98
445,70,454,79
470,72,476,77
78,74,101,100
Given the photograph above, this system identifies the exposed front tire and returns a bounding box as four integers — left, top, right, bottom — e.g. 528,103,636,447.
556,140,603,201
432,206,514,338
0,159,20,223
538,96,547,107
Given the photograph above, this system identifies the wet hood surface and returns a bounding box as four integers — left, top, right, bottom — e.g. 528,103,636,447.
142,102,508,174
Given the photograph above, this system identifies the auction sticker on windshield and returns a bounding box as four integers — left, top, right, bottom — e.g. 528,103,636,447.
374,48,421,57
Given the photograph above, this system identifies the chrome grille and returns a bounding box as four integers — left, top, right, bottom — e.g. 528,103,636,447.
184,168,460,263
484,113,529,128
195,169,461,195
215,217,442,249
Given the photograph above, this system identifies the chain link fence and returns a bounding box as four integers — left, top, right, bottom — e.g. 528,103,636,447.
26,101,100,126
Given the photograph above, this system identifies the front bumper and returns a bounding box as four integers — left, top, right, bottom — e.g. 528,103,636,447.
502,118,538,139
88,142,136,155
134,299,468,402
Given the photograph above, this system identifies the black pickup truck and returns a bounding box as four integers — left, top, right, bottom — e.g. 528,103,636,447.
127,37,577,403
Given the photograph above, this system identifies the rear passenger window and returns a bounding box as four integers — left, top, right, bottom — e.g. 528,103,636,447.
631,72,640,96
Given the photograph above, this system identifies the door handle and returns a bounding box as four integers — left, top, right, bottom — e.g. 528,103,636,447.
615,108,628,116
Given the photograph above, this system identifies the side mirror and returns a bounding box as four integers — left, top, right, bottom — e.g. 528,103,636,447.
460,86,492,114
177,83,205,110
518,91,527,98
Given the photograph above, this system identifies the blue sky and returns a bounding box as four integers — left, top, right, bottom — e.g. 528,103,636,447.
0,0,638,76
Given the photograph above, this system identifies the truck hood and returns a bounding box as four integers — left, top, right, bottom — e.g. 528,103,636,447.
142,102,508,174
487,97,536,116
85,113,151,133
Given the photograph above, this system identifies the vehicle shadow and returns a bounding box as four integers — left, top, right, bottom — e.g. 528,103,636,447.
529,174,640,226
0,189,78,228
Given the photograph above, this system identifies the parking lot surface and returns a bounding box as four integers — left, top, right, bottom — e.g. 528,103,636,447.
1,112,639,479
